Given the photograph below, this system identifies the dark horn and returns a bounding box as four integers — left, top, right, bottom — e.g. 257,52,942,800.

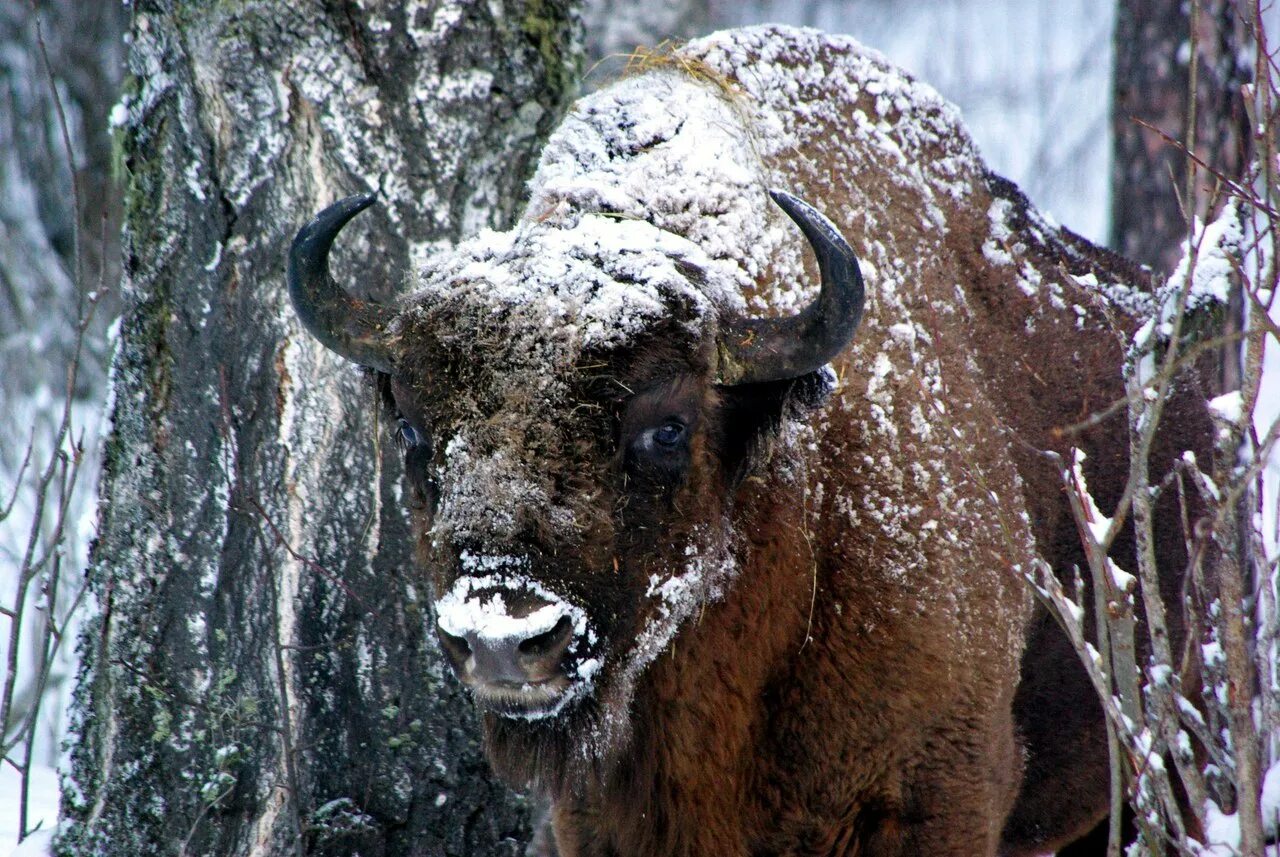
718,190,865,385
287,193,396,373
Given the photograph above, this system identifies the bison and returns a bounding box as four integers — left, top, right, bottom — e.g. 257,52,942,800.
287,25,1209,856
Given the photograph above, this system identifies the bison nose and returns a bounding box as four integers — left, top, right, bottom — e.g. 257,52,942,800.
437,613,576,687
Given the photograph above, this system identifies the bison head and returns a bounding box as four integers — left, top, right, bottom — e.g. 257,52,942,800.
287,189,862,776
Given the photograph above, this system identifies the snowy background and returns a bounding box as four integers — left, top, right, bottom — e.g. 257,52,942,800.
4,0,1266,852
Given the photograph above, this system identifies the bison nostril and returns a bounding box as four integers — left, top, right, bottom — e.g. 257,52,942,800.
438,627,471,666
433,581,586,690
518,615,574,657
436,612,578,687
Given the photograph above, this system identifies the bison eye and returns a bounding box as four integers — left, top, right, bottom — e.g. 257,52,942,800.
626,417,691,481
652,420,686,448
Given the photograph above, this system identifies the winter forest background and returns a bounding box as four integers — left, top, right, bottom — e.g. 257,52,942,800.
1,0,1276,854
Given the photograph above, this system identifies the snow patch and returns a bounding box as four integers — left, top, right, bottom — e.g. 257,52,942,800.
0,764,58,854
433,570,592,646
1209,390,1244,425
1165,204,1242,316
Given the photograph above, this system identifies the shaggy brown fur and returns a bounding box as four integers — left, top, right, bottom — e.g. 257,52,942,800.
356,26,1212,857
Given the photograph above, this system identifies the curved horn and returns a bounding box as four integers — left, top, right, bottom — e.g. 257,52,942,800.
718,190,865,385
287,193,396,373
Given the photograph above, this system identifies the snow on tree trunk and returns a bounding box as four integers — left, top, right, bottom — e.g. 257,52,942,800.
59,2,580,855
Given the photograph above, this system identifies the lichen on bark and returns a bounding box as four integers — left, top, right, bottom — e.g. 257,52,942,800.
59,2,582,854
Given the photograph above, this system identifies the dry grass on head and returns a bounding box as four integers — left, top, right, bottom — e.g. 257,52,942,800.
620,41,741,100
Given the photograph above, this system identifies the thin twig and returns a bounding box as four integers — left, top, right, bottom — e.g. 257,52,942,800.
4,3,106,841
245,497,371,614
1132,117,1275,218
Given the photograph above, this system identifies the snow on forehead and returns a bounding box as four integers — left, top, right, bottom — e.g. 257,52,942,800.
404,69,765,356
407,212,739,353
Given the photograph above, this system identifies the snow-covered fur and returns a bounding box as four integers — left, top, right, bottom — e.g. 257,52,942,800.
369,25,1211,856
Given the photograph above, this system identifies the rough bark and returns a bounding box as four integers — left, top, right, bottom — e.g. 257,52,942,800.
1110,0,1249,273
59,2,581,855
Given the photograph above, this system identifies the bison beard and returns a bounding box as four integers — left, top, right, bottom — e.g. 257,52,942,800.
286,25,1210,857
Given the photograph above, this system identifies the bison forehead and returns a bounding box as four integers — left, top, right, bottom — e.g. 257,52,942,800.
391,214,740,452
526,70,787,297
401,213,744,363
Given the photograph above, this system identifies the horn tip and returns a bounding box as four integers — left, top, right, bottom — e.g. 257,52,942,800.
290,193,380,273
768,188,822,230
325,191,379,228
346,190,379,211
767,187,794,205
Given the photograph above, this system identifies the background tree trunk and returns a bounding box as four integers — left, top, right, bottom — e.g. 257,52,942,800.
59,2,581,854
0,0,122,388
1110,0,1249,273
0,1,123,834
581,0,712,73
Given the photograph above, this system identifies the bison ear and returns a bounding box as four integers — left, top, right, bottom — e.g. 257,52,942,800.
716,370,834,486
717,190,864,386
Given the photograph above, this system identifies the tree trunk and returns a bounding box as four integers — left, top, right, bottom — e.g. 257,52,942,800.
1109,0,1249,273
59,2,580,855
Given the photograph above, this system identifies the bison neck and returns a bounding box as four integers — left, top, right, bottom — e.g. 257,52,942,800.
511,449,1025,856
551,486,850,855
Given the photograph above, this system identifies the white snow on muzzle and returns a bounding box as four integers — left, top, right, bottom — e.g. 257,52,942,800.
433,569,597,650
